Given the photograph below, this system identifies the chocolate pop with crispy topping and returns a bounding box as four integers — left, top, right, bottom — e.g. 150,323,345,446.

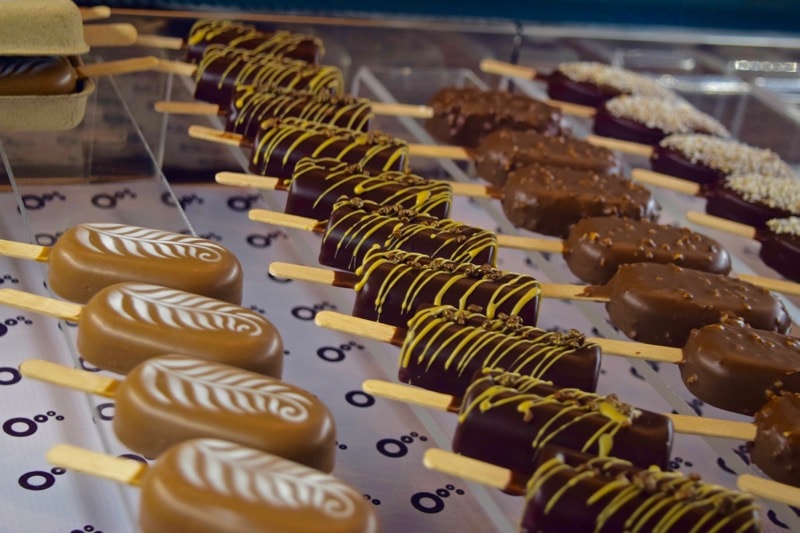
593,95,730,145
425,86,569,147
472,129,621,187
651,133,795,185
501,163,660,238
750,392,800,488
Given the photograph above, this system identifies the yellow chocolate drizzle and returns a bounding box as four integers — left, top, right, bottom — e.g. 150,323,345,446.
400,306,593,380
325,199,497,270
354,250,540,322
252,118,406,175
188,19,324,58
527,456,761,532
231,85,373,132
195,45,342,95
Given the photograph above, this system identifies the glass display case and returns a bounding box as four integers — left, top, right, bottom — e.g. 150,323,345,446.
1,9,798,532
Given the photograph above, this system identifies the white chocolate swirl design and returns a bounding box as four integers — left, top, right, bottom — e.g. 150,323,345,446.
178,440,363,521
74,223,225,263
107,283,264,336
140,357,311,421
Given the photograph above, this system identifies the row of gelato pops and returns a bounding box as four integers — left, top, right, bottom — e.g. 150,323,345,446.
7,15,800,528
156,31,799,283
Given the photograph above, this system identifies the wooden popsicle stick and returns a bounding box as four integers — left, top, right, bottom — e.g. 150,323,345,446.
0,289,82,322
188,125,246,147
154,58,196,77
496,234,564,253
585,135,654,158
268,262,355,287
154,101,221,115
0,239,50,262
20,359,119,398
447,181,501,199
738,474,800,508
215,171,283,191
370,102,434,119
630,168,701,195
47,444,146,486
738,274,800,297
80,6,112,21
248,209,320,232
548,99,597,118
363,379,458,412
77,56,160,78
314,310,399,344
539,283,607,302
423,448,520,493
83,23,139,47
407,143,472,161
587,336,684,364
134,34,185,49
668,413,756,441
479,58,538,80
686,211,757,239
368,378,757,441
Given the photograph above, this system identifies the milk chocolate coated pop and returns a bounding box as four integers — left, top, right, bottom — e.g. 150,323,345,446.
0,283,282,376
473,129,621,187
316,305,601,397
22,355,335,471
585,262,791,347
563,216,731,284
680,321,800,415
651,133,795,185
593,95,730,146
453,370,673,472
751,392,800,487
502,163,660,238
49,439,380,533
425,86,568,147
0,222,243,304
185,19,324,64
0,56,78,96
193,45,342,108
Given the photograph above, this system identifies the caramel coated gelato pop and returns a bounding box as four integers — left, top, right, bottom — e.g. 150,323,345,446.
0,222,243,304
21,355,335,470
0,283,283,376
424,446,761,532
48,439,380,533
